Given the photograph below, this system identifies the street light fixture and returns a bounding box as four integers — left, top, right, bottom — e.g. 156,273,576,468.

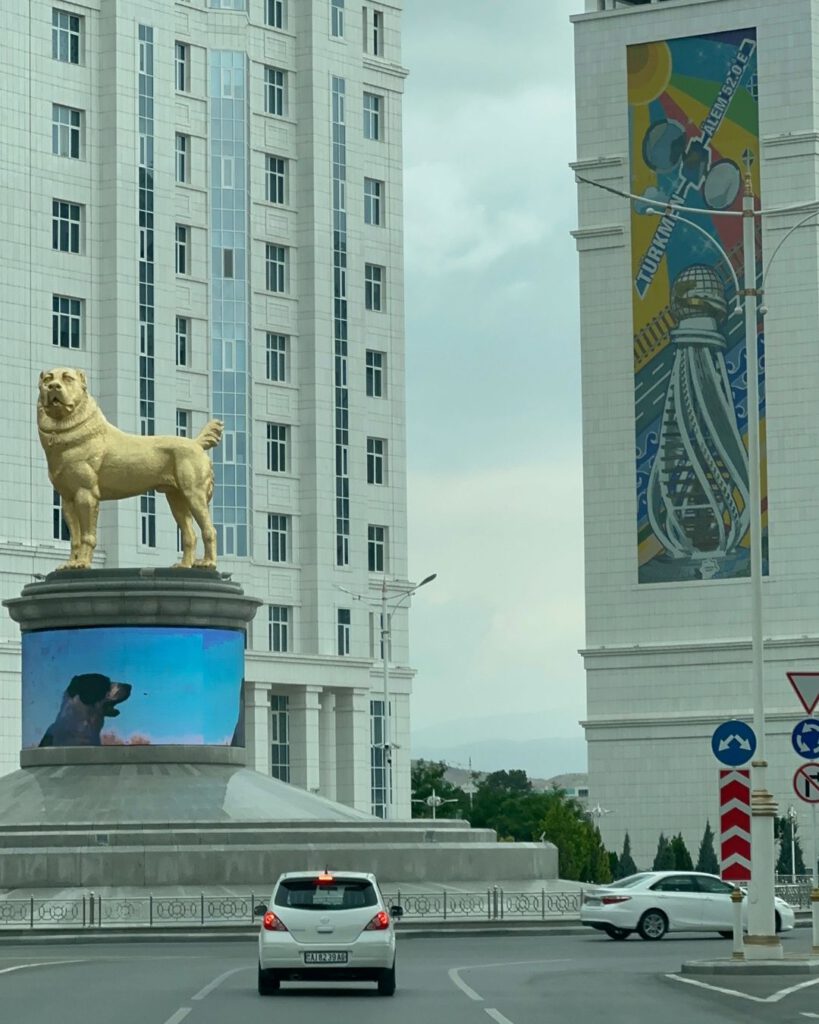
336,572,437,821
576,169,819,960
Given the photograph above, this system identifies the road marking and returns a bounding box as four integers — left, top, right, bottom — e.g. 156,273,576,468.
448,967,483,1001
801,1014,819,1019
667,973,819,1004
449,959,573,1004
192,966,249,1000
161,1009,191,1024
485,1009,516,1024
0,960,86,976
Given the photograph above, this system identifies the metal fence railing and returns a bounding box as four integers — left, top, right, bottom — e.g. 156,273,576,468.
0,883,811,931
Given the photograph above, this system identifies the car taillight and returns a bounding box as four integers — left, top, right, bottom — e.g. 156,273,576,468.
601,895,631,905
364,910,390,931
263,911,288,932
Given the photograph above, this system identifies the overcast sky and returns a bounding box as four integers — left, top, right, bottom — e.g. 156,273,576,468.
400,1,585,740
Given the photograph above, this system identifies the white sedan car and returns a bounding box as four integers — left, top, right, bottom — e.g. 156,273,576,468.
256,870,402,995
581,870,795,940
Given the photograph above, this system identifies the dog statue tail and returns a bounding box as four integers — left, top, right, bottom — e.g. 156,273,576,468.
195,419,224,451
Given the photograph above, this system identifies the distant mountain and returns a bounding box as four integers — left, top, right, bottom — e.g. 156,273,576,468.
410,735,587,781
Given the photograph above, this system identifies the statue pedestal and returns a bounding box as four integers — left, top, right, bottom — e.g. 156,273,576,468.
0,570,560,888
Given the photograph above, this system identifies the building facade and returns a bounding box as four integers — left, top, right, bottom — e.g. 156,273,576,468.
574,0,819,867
0,0,414,818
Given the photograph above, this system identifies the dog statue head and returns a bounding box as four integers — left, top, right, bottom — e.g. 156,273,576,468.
66,673,132,717
38,368,88,421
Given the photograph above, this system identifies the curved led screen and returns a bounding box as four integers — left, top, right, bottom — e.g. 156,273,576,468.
22,626,244,749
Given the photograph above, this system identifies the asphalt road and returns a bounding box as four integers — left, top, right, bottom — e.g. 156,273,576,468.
1,930,818,1024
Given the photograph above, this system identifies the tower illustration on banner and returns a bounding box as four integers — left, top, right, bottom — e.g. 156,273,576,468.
646,265,750,579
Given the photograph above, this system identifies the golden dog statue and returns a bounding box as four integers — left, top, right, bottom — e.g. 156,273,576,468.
38,368,223,571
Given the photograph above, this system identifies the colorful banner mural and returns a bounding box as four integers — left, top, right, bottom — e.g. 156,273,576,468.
628,29,767,583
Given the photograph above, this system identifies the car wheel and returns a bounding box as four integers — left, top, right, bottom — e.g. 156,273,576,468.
718,930,733,939
602,925,631,940
258,964,280,995
775,912,782,933
377,962,396,996
637,910,668,941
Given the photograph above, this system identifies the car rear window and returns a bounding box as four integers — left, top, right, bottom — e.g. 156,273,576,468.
606,873,652,889
274,878,378,911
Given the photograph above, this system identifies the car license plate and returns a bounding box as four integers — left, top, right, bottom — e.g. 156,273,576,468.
303,951,348,964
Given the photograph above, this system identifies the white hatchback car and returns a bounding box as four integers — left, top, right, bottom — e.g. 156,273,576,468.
581,870,795,940
256,870,402,995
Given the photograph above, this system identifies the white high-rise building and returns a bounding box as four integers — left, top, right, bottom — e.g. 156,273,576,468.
575,0,819,869
0,0,414,818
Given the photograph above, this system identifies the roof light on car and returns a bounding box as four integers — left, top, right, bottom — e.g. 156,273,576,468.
364,910,390,931
317,872,335,883
262,911,288,932
601,895,632,905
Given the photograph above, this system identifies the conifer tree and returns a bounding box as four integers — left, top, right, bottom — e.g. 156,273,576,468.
652,833,674,870
695,820,720,874
615,832,638,878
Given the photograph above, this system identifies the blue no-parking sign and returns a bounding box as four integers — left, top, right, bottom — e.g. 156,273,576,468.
711,720,756,767
791,719,819,760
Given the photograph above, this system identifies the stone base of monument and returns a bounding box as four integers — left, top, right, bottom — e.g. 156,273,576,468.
0,570,558,888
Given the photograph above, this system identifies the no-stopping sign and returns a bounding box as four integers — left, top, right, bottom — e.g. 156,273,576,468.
792,762,819,803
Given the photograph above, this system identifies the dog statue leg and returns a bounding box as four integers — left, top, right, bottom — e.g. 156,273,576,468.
188,496,218,569
165,489,196,568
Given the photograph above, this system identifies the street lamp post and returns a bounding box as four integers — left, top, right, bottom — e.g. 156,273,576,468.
380,572,437,821
576,169,819,960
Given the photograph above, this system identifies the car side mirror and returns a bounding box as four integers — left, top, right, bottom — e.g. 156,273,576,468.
389,904,404,919
253,903,267,916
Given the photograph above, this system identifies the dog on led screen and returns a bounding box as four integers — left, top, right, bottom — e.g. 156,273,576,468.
38,673,133,747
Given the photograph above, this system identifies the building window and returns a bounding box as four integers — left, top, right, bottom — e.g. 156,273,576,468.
265,0,285,28
175,133,189,183
265,155,287,204
363,92,381,140
364,178,382,226
140,491,157,547
331,0,344,37
175,316,189,366
266,332,287,382
175,224,189,274
368,524,386,572
266,423,288,473
366,437,385,485
270,694,290,781
223,248,234,278
175,42,189,92
52,294,82,349
337,608,351,656
265,243,287,292
52,8,81,64
370,699,387,818
269,607,290,653
365,349,384,397
52,200,81,254
267,513,289,562
265,67,286,116
52,104,82,159
365,263,383,311
52,488,70,542
371,9,384,55
176,410,191,437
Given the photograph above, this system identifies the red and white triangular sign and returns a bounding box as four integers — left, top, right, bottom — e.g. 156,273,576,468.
786,672,819,716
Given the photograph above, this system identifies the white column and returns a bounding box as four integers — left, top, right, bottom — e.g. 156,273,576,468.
288,685,321,792
335,687,370,812
243,682,270,775
319,691,337,802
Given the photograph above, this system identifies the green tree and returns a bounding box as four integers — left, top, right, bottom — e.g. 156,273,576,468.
614,832,638,878
774,815,807,876
535,793,612,883
652,833,674,870
410,760,468,819
695,820,720,874
669,832,693,870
